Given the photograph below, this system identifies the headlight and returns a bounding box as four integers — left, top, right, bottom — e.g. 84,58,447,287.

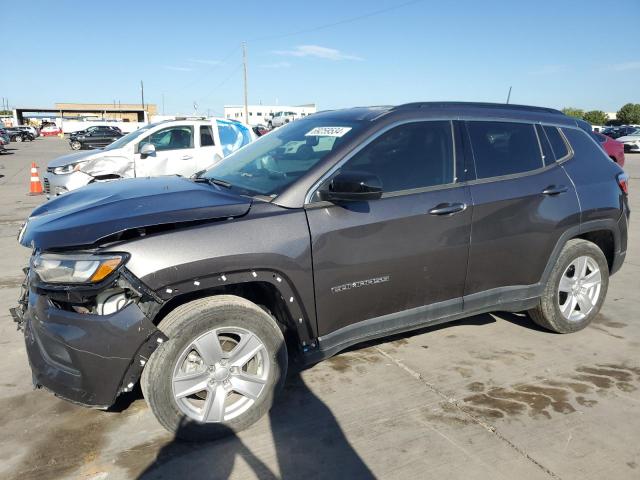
32,253,126,284
53,161,87,175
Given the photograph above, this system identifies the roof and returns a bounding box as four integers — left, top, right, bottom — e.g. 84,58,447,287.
314,102,573,126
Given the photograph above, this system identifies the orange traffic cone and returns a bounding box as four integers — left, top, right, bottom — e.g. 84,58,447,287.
29,162,43,195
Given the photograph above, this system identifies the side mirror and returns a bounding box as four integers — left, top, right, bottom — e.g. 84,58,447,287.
318,171,383,202
139,142,156,158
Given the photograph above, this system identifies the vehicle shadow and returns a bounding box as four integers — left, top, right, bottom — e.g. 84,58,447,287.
137,361,374,479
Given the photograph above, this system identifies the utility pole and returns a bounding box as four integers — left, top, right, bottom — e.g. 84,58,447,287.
140,80,145,112
506,86,512,104
162,93,165,115
242,42,249,124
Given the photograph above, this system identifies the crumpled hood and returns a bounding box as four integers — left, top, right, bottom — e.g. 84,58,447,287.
47,149,108,168
20,176,252,250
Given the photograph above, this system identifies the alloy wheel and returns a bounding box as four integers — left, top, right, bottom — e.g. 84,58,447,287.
557,255,602,322
171,327,270,423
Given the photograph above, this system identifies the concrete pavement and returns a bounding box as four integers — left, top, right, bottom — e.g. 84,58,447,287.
0,138,638,480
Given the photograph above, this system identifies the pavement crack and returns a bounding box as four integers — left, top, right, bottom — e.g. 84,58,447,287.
374,346,563,480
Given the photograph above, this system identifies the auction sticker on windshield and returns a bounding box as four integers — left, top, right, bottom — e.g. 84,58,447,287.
305,127,352,137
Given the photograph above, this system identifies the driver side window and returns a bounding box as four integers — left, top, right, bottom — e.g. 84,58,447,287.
142,126,194,152
340,121,455,193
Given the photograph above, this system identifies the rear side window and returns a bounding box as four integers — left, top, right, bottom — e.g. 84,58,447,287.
200,125,215,146
543,126,569,160
467,121,542,179
341,121,454,192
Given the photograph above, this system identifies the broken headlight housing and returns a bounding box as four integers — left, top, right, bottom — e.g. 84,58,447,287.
32,253,126,284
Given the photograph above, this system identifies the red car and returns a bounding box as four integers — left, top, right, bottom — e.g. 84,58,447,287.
594,132,625,167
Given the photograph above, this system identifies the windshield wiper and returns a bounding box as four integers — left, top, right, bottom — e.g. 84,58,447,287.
193,176,232,189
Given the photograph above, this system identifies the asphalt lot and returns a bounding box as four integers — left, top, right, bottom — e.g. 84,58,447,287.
0,138,638,480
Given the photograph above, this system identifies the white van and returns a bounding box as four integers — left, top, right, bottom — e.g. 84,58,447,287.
43,118,255,196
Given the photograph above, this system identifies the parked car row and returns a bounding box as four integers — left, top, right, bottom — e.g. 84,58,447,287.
0,125,41,151
601,125,638,139
575,119,626,166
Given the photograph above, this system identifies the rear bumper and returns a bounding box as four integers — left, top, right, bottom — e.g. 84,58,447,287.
18,280,164,407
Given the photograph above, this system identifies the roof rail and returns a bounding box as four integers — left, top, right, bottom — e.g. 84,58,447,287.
174,116,209,121
392,102,564,115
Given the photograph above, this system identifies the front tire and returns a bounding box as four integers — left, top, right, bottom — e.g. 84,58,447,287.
529,239,609,333
70,141,81,150
141,295,287,441
15,135,23,143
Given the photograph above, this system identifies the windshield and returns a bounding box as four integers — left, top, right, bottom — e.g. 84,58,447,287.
103,123,158,151
203,117,364,196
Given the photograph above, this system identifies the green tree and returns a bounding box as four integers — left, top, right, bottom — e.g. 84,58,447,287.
583,110,609,125
616,103,640,124
561,107,585,119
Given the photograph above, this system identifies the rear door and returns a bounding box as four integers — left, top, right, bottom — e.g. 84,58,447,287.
135,125,197,177
463,120,580,310
306,120,472,336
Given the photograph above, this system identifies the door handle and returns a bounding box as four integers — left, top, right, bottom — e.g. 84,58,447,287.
428,202,467,216
180,155,193,160
541,185,568,196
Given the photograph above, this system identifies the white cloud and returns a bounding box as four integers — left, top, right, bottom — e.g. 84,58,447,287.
162,65,193,72
261,61,292,69
188,58,223,66
529,65,567,75
273,45,363,61
611,61,640,71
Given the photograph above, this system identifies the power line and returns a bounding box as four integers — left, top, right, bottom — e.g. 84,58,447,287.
248,0,425,43
196,63,243,103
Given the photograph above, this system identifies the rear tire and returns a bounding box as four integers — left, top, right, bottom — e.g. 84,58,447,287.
15,135,23,143
141,295,287,441
529,239,609,333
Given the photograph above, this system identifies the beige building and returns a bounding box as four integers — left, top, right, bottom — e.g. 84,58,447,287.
54,103,157,122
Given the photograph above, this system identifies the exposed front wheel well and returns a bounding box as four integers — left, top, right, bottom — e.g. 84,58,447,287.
151,281,302,355
574,229,615,271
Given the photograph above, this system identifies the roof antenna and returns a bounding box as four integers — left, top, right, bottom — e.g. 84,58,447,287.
506,86,512,104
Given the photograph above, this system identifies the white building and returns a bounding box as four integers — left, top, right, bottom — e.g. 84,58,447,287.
223,104,316,126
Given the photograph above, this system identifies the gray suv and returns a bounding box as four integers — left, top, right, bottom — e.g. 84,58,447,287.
13,102,630,440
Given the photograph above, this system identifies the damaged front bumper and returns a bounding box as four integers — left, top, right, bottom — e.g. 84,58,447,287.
43,170,94,197
12,268,166,408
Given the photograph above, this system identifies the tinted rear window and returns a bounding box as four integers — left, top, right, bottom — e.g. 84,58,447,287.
467,121,542,179
543,126,569,160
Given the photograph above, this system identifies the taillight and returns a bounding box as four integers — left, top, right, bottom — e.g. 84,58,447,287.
617,172,629,195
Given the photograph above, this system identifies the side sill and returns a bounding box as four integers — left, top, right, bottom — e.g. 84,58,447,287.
304,289,539,365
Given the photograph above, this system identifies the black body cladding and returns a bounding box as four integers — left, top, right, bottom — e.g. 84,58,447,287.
17,102,629,407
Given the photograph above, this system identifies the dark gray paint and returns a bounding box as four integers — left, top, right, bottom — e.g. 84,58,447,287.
16,102,629,408
306,185,472,336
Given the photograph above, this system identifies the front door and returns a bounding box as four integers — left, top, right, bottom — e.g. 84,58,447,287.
136,125,197,177
306,121,472,336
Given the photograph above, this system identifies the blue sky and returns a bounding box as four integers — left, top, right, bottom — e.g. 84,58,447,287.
3,0,639,115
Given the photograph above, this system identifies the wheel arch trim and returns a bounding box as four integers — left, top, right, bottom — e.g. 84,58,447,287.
151,268,316,347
